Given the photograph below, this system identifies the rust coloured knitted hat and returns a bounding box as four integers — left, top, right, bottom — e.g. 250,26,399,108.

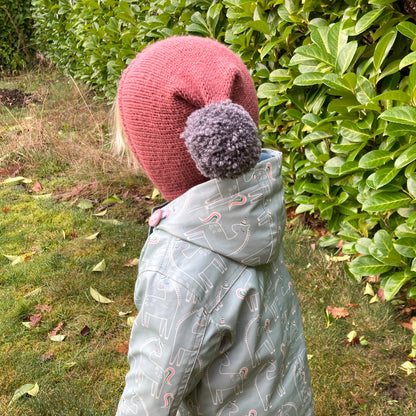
117,36,260,201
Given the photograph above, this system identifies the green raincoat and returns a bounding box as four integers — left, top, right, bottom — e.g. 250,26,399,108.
116,149,314,416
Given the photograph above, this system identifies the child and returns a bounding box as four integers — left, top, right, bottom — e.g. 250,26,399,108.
114,36,314,416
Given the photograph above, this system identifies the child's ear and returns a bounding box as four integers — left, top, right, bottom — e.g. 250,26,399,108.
110,100,140,170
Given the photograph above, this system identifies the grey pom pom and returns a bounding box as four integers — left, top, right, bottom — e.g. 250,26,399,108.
181,100,261,180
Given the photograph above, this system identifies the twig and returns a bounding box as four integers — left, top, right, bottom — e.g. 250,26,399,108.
69,75,104,141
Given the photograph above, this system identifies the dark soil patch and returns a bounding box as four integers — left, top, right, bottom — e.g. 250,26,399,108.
0,88,38,107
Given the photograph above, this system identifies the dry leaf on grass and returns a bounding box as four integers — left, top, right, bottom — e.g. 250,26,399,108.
31,181,42,192
80,325,90,337
39,352,54,362
124,258,139,267
401,317,416,332
50,321,64,336
326,306,350,319
35,304,52,312
377,288,385,302
92,259,106,272
116,341,129,355
350,391,367,405
29,313,42,327
8,383,39,406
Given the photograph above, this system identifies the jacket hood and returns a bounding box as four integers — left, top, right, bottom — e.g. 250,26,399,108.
155,150,286,267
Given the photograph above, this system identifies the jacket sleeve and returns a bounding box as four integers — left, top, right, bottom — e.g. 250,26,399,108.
116,270,212,416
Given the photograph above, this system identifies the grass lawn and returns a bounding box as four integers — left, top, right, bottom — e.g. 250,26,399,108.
1,70,415,415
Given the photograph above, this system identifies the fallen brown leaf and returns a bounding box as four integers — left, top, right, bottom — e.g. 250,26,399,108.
377,288,385,302
50,321,64,336
35,304,53,312
367,275,380,283
116,341,129,355
29,313,42,327
336,240,344,248
32,181,42,192
124,258,140,267
326,306,350,319
39,352,54,362
80,325,90,337
401,317,416,331
350,391,367,405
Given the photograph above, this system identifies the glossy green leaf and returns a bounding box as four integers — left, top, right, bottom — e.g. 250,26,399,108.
257,83,280,98
366,164,400,189
207,3,223,32
349,255,392,276
293,44,334,66
246,20,270,34
336,41,357,75
395,143,416,169
393,238,416,258
355,237,372,255
381,272,411,300
359,150,392,169
369,0,396,4
356,75,376,104
328,22,348,58
380,106,416,127
373,28,396,71
293,72,325,86
409,64,416,97
303,182,327,195
323,156,345,176
340,161,360,175
327,96,360,112
269,69,291,82
355,8,386,35
260,40,280,60
362,191,411,212
371,90,411,104
385,122,416,137
376,59,401,84
295,203,315,214
310,25,330,53
407,176,416,198
323,73,352,93
301,130,333,144
397,21,416,40
369,229,403,266
339,121,371,142
400,51,416,70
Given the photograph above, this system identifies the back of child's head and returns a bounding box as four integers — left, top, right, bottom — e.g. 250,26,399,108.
114,36,261,201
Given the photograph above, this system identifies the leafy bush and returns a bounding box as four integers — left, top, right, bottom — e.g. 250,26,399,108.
0,0,35,72
31,0,416,310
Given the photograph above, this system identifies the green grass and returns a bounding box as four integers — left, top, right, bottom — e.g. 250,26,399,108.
0,184,148,415
284,229,416,415
1,70,415,415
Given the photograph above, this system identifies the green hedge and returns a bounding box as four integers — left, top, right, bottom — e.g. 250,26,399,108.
0,0,35,73
31,0,416,326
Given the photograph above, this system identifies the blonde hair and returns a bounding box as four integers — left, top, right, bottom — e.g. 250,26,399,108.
111,100,140,169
